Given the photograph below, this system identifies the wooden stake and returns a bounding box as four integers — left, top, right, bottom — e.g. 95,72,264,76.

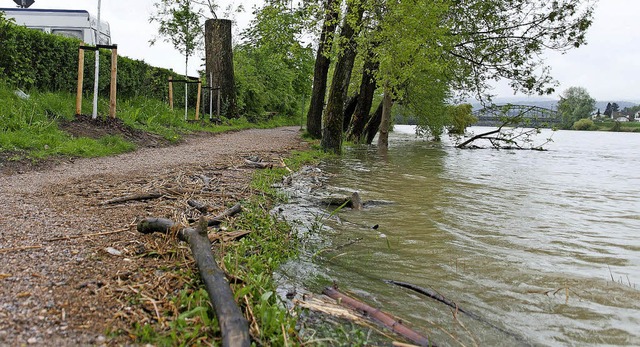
195,80,201,120
109,47,118,118
76,47,85,115
168,76,174,110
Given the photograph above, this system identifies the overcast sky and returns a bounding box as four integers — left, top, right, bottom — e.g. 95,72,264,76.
2,0,638,102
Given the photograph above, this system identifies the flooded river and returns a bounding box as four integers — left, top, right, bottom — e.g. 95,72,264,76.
277,126,640,346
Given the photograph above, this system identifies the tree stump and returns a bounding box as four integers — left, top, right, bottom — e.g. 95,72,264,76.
205,19,237,118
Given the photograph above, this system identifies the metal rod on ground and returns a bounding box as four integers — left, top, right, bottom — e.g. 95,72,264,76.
75,47,84,115
168,76,173,110
92,0,101,119
184,80,188,121
209,73,213,120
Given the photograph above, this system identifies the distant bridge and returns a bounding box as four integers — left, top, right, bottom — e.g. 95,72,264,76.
473,104,561,127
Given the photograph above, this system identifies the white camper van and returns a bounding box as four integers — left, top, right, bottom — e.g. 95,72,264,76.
0,8,111,45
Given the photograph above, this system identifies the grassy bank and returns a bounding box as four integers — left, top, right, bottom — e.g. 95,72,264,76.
120,149,331,346
0,80,298,162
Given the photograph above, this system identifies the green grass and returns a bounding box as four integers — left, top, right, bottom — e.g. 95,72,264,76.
0,80,299,161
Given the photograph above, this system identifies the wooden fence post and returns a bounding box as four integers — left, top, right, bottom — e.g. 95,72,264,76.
76,47,85,115
195,80,202,121
109,46,118,118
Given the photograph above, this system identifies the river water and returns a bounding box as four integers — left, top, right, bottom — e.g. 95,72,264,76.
277,126,640,346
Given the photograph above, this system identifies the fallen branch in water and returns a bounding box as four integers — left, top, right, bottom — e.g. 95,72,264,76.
386,280,530,346
323,286,432,347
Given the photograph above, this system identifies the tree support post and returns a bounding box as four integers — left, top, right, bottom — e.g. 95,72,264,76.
75,48,85,115
76,44,118,118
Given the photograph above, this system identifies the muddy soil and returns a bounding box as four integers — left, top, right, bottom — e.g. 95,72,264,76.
0,126,307,346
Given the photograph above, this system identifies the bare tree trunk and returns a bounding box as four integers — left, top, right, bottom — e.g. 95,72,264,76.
321,3,365,154
205,19,237,118
377,82,393,148
347,52,379,143
306,0,339,139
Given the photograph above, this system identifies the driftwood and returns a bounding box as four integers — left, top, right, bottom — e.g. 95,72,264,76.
323,286,432,347
139,204,243,235
244,159,272,169
386,280,530,346
138,217,250,347
100,191,163,205
320,192,392,209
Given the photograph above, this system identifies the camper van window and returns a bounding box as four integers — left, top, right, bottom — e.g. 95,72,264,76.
52,29,83,41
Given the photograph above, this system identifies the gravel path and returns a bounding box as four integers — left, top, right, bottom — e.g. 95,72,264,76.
0,127,306,346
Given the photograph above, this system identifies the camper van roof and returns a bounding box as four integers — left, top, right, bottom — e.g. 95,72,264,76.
0,8,90,15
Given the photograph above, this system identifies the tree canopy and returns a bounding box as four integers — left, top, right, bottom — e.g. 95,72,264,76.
557,86,596,128
300,0,595,152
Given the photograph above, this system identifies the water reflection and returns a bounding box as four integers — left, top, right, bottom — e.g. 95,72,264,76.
278,126,640,346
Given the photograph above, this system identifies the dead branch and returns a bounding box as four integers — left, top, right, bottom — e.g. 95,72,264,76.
244,159,272,169
209,230,252,243
138,218,250,347
0,245,42,254
100,191,163,205
323,286,432,347
386,280,530,346
188,199,214,213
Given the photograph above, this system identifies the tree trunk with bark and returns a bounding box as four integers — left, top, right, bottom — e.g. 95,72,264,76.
365,100,383,144
377,82,393,148
205,19,237,118
347,52,379,143
343,94,359,132
306,0,339,139
321,4,365,154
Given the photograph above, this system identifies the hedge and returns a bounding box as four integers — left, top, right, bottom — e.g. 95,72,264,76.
0,12,198,106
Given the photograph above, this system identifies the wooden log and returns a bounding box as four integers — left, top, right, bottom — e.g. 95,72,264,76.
209,203,242,225
137,217,178,235
323,286,432,347
244,159,272,169
351,192,363,210
184,219,250,347
138,217,250,347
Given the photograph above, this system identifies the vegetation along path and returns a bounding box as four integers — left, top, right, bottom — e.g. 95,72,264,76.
0,127,307,346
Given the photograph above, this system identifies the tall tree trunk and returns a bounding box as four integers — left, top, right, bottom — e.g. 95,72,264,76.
365,100,383,144
347,52,378,143
343,94,359,131
321,3,365,154
377,82,393,148
205,19,237,118
306,0,338,139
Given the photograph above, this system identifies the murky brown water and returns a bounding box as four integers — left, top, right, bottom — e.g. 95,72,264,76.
278,126,640,346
